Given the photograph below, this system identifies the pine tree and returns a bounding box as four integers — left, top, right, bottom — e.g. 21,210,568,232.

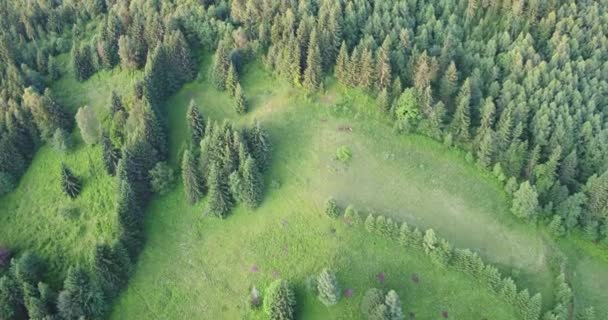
241,156,263,208
110,91,124,115
317,268,340,306
526,293,542,320
226,62,238,96
101,132,120,176
414,51,431,92
385,290,404,320
57,267,105,320
451,78,472,142
246,121,271,171
264,279,296,320
303,28,322,92
61,164,81,199
377,88,390,113
335,41,349,85
187,100,205,146
115,172,144,258
205,164,234,218
182,149,203,204
234,83,247,114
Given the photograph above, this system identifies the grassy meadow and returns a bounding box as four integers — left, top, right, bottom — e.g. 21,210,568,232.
1,55,607,318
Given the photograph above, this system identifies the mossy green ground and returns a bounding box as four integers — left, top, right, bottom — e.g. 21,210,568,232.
1,55,607,318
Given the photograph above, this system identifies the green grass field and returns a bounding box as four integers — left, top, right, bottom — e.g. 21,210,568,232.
2,55,607,318
108,60,583,318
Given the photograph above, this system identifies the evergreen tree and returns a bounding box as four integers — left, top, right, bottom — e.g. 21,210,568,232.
451,79,472,142
76,105,101,145
115,172,144,258
476,131,494,168
61,164,81,199
234,83,247,114
226,62,238,96
439,62,458,102
303,28,322,92
376,36,392,90
317,268,340,306
205,164,234,218
187,100,205,146
240,156,263,208
246,121,271,171
335,41,349,85
182,149,204,204
93,243,131,298
212,42,230,90
385,290,404,320
365,214,375,232
360,288,384,319
101,132,120,176
110,91,124,115
57,267,105,320
359,48,375,90
264,279,296,320
0,275,21,320
511,181,539,220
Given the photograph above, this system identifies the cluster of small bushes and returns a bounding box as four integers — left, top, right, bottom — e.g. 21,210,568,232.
325,198,560,320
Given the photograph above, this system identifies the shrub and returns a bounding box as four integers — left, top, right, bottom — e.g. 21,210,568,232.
325,197,340,218
250,286,261,309
149,162,175,195
317,268,341,306
364,214,375,233
336,146,352,163
344,205,361,224
264,279,296,320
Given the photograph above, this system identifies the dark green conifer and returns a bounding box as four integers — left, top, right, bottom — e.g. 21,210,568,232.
61,164,81,199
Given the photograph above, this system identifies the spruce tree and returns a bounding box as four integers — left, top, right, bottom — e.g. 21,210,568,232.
246,121,271,171
303,28,322,92
0,275,21,320
61,164,81,199
365,214,375,232
57,267,105,320
187,100,205,146
101,132,120,176
317,268,340,306
182,149,203,204
335,41,349,85
476,131,494,168
205,164,233,218
361,288,384,318
451,78,472,142
241,156,263,208
226,62,238,97
376,36,392,90
359,48,375,90
439,61,458,102
511,181,539,220
115,172,144,258
264,279,296,320
212,42,230,90
234,83,247,114
93,243,131,298
385,290,404,320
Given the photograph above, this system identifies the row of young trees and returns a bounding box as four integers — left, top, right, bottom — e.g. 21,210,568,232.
182,101,271,217
228,0,608,243
328,200,574,320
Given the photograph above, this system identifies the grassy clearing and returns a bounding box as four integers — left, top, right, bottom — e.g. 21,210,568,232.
0,143,118,284
111,61,541,318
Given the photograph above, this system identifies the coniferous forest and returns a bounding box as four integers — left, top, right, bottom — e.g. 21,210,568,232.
1,0,608,319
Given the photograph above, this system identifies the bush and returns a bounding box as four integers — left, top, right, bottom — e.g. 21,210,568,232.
0,248,11,269
336,146,352,163
250,286,261,309
75,105,101,145
325,197,340,218
149,162,175,195
344,205,361,224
